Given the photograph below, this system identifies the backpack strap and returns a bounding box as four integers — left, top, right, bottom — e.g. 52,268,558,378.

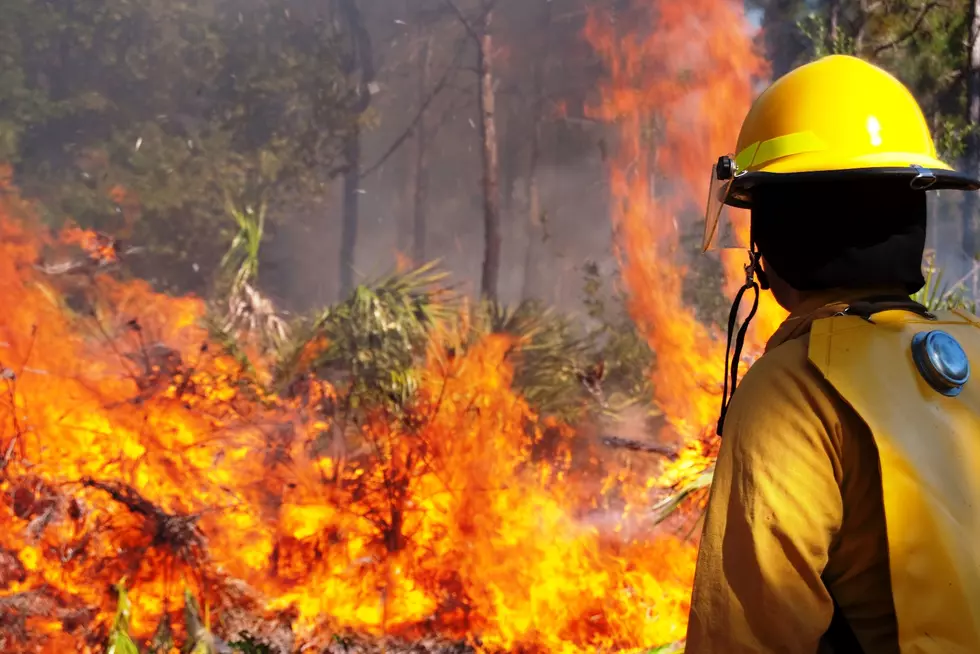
841,294,935,322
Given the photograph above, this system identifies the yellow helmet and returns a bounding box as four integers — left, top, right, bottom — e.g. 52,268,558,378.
704,55,979,249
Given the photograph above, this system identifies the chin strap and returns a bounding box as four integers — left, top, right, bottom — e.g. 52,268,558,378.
716,248,764,437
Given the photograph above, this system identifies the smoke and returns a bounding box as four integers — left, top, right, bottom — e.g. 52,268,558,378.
261,1,621,313
927,189,980,300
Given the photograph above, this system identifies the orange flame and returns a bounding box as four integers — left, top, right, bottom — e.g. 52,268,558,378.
0,2,796,648
582,0,789,617
0,178,695,650
584,1,786,447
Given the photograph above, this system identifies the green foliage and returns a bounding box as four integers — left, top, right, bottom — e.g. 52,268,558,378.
107,582,141,654
797,13,856,58
478,298,597,420
220,200,268,292
229,635,273,654
579,262,656,409
211,197,290,351
934,117,974,162
273,261,454,413
266,261,654,425
644,644,685,654
0,0,357,293
912,253,978,313
107,582,257,654
469,263,654,423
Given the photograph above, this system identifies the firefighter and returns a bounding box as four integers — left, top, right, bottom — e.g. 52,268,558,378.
685,54,980,653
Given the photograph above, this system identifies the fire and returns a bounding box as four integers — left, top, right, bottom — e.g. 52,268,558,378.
0,0,794,649
584,2,786,450
0,170,694,651
585,0,784,431
582,0,789,632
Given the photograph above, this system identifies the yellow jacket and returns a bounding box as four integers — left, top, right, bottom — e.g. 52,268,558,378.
686,290,980,653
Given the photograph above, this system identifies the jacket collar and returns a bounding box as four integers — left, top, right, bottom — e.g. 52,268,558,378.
766,287,909,351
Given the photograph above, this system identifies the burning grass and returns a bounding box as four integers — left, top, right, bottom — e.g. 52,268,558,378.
0,169,705,652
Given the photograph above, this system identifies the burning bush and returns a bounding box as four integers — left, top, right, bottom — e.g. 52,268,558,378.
0,171,699,653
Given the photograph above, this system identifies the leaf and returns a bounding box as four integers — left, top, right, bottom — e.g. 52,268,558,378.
106,581,141,654
644,643,685,654
228,634,273,654
650,470,715,526
182,588,233,654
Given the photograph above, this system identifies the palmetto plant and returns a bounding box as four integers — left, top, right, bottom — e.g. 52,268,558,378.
474,299,600,422
214,200,290,351
268,263,655,424
272,261,454,406
108,582,250,654
912,251,979,313
220,199,266,293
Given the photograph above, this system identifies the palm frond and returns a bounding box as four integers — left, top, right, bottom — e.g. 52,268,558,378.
219,199,267,290
913,252,978,313
473,299,599,421
222,280,291,351
643,643,685,654
106,581,140,654
650,469,714,526
272,261,454,404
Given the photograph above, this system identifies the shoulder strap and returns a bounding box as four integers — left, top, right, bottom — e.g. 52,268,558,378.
841,294,935,322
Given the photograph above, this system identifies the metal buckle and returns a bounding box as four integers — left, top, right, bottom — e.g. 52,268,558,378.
910,164,937,190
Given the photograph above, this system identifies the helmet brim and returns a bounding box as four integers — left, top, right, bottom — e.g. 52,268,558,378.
726,167,980,209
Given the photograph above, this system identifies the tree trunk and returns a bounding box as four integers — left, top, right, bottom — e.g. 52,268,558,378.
521,55,551,300
760,0,808,78
340,127,361,297
520,117,542,301
827,0,840,52
520,11,550,302
413,35,433,265
477,10,501,302
336,0,374,297
964,0,980,260
397,130,413,254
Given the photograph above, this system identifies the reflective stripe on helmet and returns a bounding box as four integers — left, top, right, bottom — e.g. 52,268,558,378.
734,131,827,173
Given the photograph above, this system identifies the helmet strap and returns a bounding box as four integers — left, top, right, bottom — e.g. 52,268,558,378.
716,246,763,436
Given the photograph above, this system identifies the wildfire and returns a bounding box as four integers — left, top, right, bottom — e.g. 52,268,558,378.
0,1,793,651
0,173,694,651
584,1,786,451
582,0,789,634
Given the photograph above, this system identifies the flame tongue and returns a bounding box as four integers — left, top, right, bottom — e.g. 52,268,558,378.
584,0,785,442
0,182,696,650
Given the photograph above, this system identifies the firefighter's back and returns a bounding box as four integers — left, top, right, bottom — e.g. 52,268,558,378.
808,307,980,653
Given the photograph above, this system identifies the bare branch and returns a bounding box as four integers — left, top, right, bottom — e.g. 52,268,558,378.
872,1,940,55
360,37,468,179
443,0,480,42
442,0,499,43
601,435,678,459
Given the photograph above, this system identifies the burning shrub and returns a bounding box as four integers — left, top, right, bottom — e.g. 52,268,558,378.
0,175,697,653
